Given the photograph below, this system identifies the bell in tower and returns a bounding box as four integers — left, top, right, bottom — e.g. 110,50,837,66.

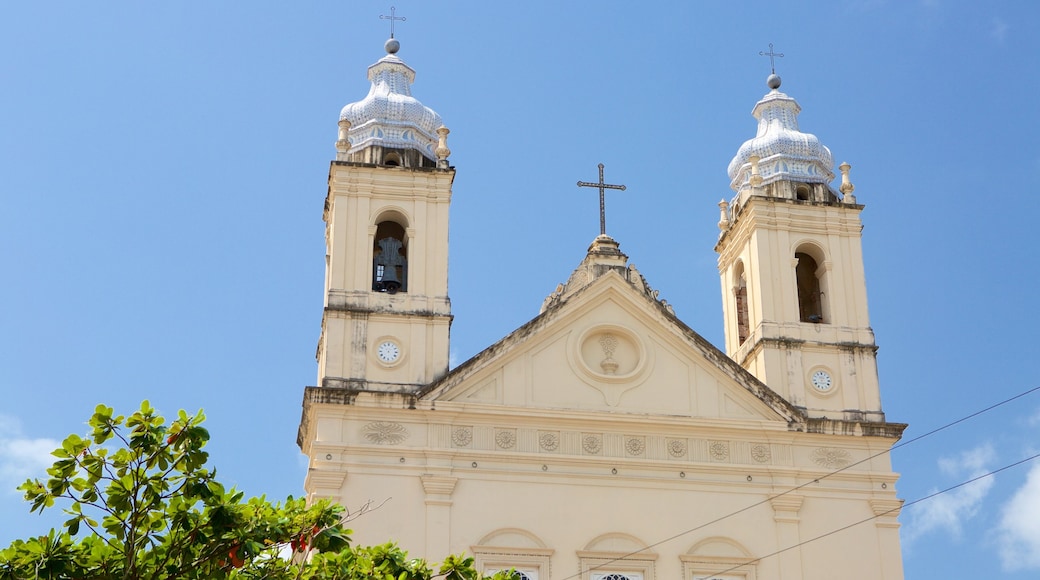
309,33,454,395
373,235,406,293
715,69,884,423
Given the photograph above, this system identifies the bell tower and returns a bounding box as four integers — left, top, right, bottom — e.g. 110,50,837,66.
714,72,883,422
316,36,454,395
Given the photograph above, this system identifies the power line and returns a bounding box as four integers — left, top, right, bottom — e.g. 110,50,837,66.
697,451,1040,579
561,384,1040,580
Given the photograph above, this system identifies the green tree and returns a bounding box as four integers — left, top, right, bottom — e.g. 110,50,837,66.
0,401,517,580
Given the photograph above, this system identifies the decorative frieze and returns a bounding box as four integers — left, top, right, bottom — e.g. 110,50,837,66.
625,436,646,457
495,428,517,450
391,424,797,469
582,433,603,455
538,431,560,452
751,443,771,463
666,438,687,459
811,447,852,468
451,426,473,447
709,440,730,462
362,422,408,444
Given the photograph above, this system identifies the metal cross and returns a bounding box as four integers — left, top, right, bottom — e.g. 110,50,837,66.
380,6,406,38
759,42,784,74
577,163,627,236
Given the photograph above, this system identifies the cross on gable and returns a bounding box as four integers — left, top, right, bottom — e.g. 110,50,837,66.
577,163,627,236
380,6,406,38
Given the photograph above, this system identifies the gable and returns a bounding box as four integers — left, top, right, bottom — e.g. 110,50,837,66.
423,272,799,424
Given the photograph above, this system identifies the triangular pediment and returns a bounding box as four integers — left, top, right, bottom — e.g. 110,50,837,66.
422,270,802,425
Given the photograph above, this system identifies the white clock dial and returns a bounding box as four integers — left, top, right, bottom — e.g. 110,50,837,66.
377,341,400,363
811,370,833,391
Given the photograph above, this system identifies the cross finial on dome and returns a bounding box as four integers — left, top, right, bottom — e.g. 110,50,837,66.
759,42,784,89
380,6,406,38
380,6,406,53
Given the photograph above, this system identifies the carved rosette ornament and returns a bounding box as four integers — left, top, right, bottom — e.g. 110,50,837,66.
625,437,646,456
451,427,473,447
539,431,560,452
811,447,852,468
495,429,516,449
362,422,408,444
668,439,687,458
709,441,730,461
751,444,771,463
582,434,603,455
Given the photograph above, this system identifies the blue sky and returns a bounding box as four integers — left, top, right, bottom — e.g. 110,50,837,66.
2,1,1039,577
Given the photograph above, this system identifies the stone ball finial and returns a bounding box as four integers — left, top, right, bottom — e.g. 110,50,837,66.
385,38,400,54
767,73,781,90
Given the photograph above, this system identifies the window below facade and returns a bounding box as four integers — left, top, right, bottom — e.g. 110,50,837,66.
472,528,553,580
487,569,538,580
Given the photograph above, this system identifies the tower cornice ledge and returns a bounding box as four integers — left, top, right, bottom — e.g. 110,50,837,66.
805,417,907,439
330,160,454,172
715,196,865,251
297,386,420,448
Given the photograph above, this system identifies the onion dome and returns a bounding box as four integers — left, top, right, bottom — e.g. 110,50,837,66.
727,77,834,192
339,40,444,163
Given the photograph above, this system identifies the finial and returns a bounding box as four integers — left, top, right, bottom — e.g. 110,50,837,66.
839,162,857,203
380,6,406,53
577,163,627,237
749,155,764,187
759,43,784,89
336,119,351,156
435,126,451,168
718,199,730,232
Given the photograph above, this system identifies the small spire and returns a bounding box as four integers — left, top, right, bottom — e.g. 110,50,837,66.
759,43,784,89
380,6,406,53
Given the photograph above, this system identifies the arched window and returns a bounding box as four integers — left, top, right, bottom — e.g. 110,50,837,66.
734,264,749,344
795,184,810,201
383,151,402,166
795,252,823,322
373,220,407,293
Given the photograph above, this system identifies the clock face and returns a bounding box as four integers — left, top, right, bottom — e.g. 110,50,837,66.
377,341,400,363
811,370,833,391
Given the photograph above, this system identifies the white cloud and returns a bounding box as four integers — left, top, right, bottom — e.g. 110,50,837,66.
1028,406,1040,427
0,415,60,495
904,443,996,544
996,459,1040,570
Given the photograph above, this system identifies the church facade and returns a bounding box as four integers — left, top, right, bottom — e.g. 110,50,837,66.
297,37,906,580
